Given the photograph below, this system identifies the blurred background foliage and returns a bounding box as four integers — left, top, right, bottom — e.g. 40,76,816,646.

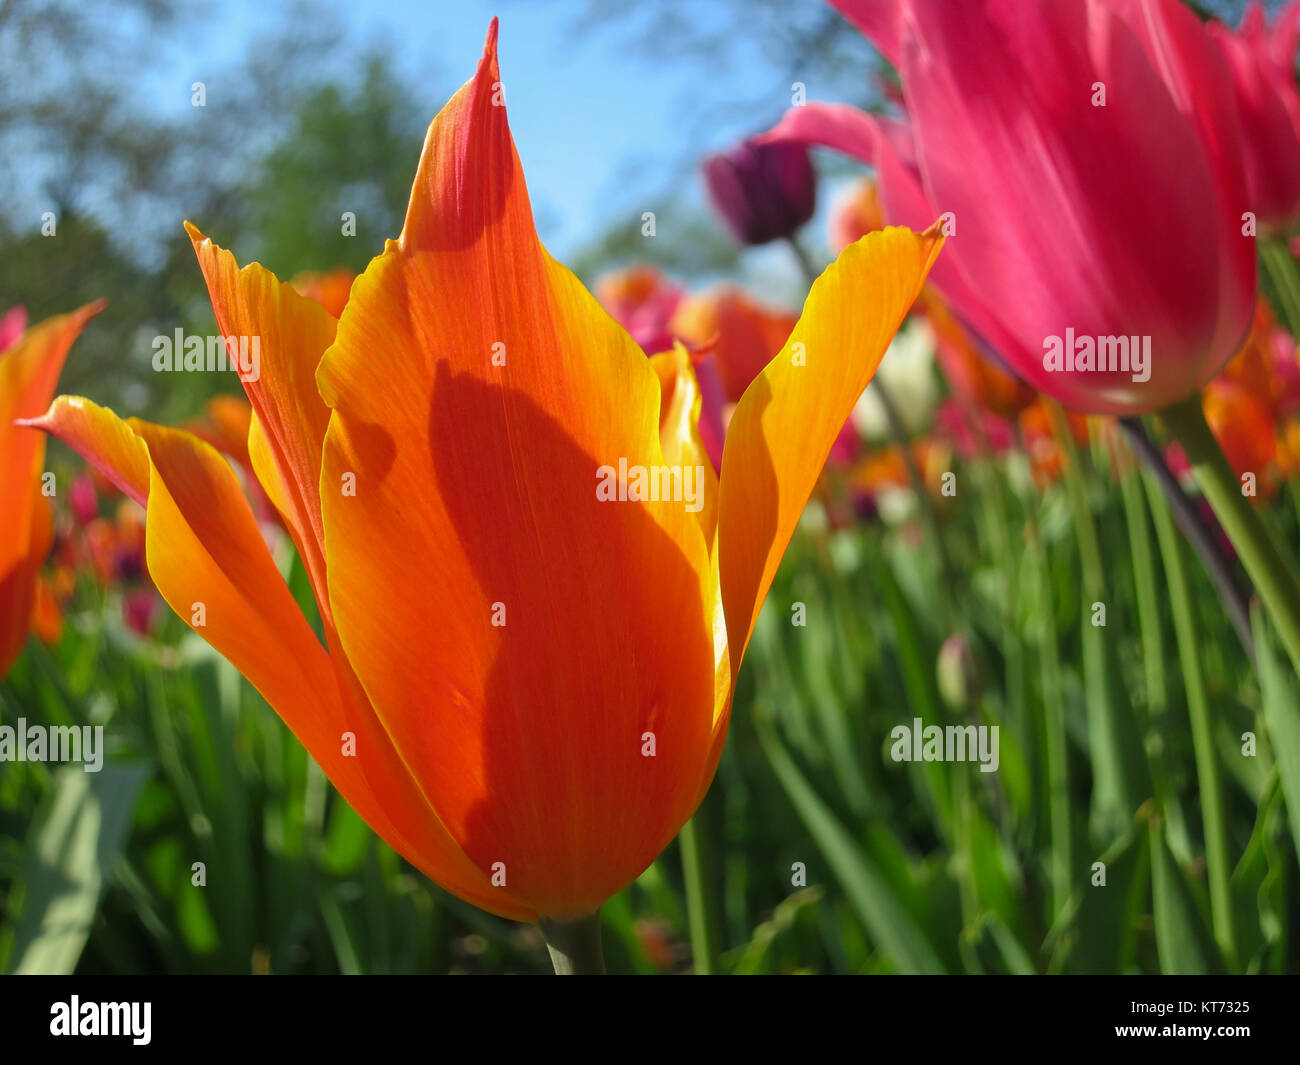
1,0,1296,974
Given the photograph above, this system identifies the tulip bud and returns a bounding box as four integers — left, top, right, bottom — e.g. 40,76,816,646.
936,632,979,711
702,138,815,246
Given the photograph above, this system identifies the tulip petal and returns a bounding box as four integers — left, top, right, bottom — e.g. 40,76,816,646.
759,101,879,167
649,343,719,544
1107,0,1254,361
31,395,534,920
317,21,718,917
21,395,151,505
717,224,943,671
186,222,338,620
830,0,904,68
0,304,101,675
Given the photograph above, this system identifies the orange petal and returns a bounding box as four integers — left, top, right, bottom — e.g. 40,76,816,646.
649,343,719,544
31,395,534,920
186,222,338,621
717,224,943,674
317,21,717,918
0,304,101,675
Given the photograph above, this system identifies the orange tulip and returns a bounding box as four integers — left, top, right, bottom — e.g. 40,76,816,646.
0,303,101,676
27,22,940,923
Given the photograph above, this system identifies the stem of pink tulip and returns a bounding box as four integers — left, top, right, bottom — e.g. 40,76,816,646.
539,912,606,975
1160,395,1300,680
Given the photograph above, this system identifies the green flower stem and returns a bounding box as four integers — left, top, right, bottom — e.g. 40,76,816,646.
1119,416,1254,659
873,376,956,624
1024,506,1072,920
539,912,606,975
1160,395,1300,680
1045,401,1137,836
973,453,1026,732
1118,454,1191,862
678,814,720,974
1143,472,1237,970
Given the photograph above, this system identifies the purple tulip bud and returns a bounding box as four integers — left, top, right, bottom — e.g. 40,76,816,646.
702,138,815,246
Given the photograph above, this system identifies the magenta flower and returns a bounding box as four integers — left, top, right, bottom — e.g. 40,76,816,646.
762,0,1257,415
1209,2,1300,231
702,138,816,246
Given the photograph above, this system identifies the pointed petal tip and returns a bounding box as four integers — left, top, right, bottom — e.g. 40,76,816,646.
71,298,108,324
15,393,88,432
183,220,209,247
478,17,501,81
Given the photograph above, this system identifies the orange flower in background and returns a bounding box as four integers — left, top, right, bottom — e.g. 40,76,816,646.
1282,419,1300,476
0,303,102,676
670,286,798,404
291,269,354,319
1219,300,1300,422
28,22,941,922
850,438,947,499
670,285,804,472
1202,378,1280,496
594,264,684,356
182,393,279,526
828,178,885,255
1018,399,1090,486
29,577,63,646
184,394,253,467
924,292,1035,423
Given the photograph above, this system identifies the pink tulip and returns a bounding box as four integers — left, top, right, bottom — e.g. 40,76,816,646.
1209,3,1300,231
762,0,1257,415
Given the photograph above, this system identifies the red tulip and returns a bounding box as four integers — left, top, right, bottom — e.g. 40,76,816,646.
762,0,1257,415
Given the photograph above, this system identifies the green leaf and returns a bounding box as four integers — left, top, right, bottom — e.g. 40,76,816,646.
1253,605,1300,861
757,720,945,974
1149,821,1220,975
6,763,149,974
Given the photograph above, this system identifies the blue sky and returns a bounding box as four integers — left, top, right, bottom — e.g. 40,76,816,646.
152,0,822,260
